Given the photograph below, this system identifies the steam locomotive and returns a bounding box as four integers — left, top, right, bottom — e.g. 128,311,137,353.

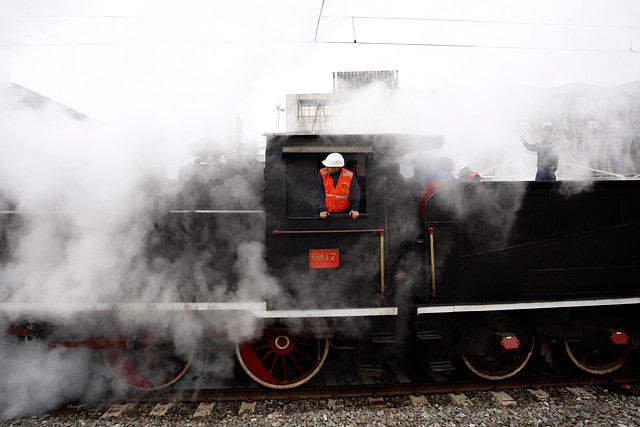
1,132,639,390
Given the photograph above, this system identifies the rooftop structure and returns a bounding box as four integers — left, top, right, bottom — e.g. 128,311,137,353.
286,70,398,133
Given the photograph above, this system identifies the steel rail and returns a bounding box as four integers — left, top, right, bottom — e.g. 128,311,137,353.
92,371,640,403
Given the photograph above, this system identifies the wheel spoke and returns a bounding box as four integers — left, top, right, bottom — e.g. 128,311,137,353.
269,352,278,373
288,353,304,376
282,355,288,383
293,347,318,363
259,349,274,363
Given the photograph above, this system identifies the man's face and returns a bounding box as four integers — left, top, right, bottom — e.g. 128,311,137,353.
327,166,341,174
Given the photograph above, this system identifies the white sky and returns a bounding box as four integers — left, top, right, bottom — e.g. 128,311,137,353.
1,0,639,142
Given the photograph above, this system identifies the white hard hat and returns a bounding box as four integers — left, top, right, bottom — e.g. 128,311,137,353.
322,152,345,167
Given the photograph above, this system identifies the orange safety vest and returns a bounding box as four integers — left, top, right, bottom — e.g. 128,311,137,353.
320,167,354,213
419,178,451,220
464,172,482,182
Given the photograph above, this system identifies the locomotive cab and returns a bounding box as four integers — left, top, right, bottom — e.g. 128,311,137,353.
259,133,442,380
263,133,442,310
265,134,382,309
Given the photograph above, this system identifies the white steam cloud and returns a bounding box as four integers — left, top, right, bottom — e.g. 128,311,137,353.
0,83,274,418
326,81,640,181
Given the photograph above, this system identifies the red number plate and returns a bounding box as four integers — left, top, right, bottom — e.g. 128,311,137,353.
309,249,339,269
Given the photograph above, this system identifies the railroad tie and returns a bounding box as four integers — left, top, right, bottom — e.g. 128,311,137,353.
447,393,471,406
149,402,174,416
239,401,257,415
100,403,135,419
193,402,215,417
565,387,596,400
409,395,429,407
527,389,550,401
490,391,516,406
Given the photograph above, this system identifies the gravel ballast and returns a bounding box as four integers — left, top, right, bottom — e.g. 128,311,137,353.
3,385,640,426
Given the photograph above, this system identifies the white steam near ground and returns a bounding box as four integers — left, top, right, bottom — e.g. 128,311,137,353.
0,84,274,418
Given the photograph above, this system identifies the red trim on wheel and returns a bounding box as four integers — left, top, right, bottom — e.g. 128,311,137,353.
237,341,279,385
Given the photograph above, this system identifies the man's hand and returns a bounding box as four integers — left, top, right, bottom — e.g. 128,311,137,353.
349,211,359,219
319,211,329,219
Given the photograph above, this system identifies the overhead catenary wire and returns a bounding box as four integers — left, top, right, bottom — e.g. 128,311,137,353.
315,14,639,53
314,40,639,53
314,0,325,42
2,39,637,53
5,13,634,31
322,14,637,31
0,12,637,52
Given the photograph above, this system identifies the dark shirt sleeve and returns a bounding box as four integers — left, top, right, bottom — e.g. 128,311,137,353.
317,172,327,213
349,176,361,212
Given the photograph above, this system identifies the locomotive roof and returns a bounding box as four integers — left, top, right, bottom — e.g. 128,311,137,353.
265,133,444,156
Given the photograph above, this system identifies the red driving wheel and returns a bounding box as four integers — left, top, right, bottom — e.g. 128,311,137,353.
103,338,192,390
236,329,329,389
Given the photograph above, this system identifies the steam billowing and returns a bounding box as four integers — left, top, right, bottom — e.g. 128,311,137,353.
329,81,640,181
0,84,272,418
3,73,640,418
3,77,640,418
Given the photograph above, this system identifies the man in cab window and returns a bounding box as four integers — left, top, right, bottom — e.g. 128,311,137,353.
317,152,360,220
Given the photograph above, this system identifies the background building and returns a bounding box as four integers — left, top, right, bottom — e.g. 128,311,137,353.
286,70,398,133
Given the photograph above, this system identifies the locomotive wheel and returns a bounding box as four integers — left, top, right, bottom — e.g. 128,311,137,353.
462,336,535,380
103,342,192,390
563,334,633,375
236,329,329,389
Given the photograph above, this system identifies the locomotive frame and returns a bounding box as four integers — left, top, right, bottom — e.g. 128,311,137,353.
1,132,639,390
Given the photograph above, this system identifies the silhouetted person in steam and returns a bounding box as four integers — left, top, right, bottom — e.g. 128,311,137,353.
456,161,482,182
522,125,559,181
345,159,366,212
413,155,455,220
317,152,360,219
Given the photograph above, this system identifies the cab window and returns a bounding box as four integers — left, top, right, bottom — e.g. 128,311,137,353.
285,153,368,218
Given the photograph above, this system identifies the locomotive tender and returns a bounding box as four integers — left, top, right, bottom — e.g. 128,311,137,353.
1,132,639,390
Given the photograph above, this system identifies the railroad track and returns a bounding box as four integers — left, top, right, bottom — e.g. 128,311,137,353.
90,350,640,403
29,366,638,418
43,374,639,423
4,351,640,424
94,369,640,403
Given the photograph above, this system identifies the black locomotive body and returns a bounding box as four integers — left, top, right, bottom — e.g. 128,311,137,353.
416,180,640,377
423,180,640,304
1,132,639,391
